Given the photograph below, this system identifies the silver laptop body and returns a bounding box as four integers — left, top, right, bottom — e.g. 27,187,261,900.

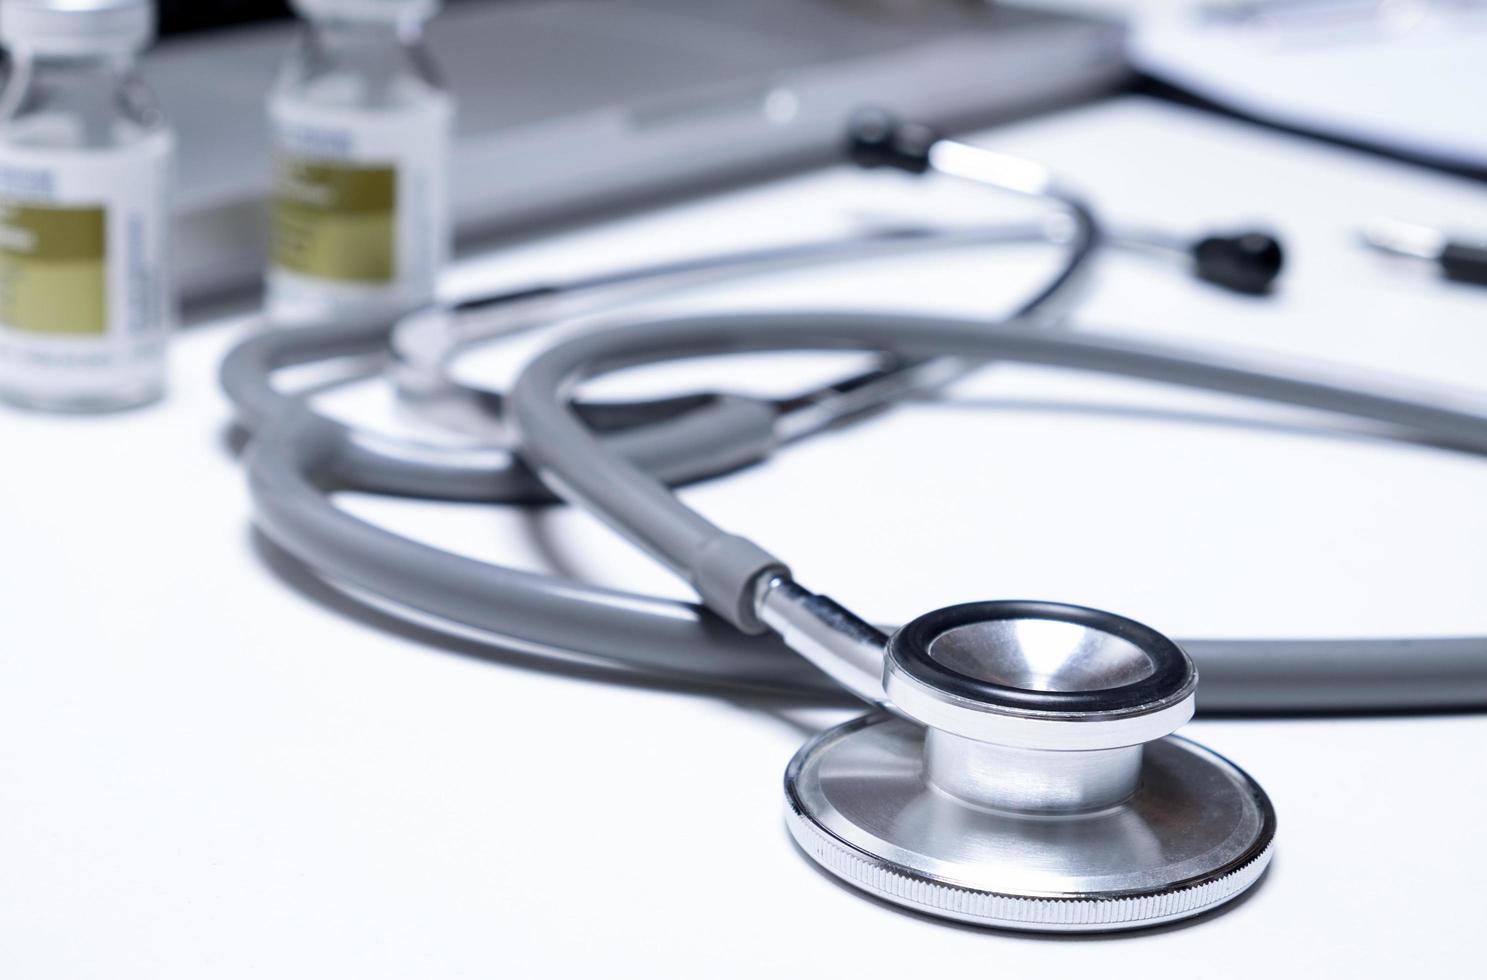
149,0,1125,297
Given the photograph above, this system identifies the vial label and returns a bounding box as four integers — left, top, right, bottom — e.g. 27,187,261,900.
0,202,107,334
267,95,451,321
0,132,173,410
273,160,396,283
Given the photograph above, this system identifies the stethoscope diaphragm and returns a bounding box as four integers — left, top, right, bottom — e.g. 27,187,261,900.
785,601,1275,932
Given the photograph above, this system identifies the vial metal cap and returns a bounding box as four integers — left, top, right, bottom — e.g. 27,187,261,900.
0,0,154,55
291,0,441,24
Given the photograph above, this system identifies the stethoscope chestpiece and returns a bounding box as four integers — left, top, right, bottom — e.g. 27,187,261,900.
785,601,1276,932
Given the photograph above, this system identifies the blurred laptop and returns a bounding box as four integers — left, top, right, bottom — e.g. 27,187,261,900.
151,0,1126,296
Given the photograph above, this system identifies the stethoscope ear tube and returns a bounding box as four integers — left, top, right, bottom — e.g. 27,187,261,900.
243,410,842,694
506,309,1487,711
223,311,1487,711
1183,637,1487,712
220,224,1487,711
245,398,1487,710
221,319,788,503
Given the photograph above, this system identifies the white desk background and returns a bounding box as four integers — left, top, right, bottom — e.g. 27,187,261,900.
3,98,1486,977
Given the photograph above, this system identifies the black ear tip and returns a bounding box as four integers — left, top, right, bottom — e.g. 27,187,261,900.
1192,232,1285,295
845,108,896,165
845,107,936,174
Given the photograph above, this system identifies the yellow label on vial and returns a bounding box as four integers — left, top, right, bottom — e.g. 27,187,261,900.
271,158,396,283
0,201,107,335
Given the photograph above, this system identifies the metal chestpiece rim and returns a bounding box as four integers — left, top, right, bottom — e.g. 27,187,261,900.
784,600,1275,932
883,600,1199,750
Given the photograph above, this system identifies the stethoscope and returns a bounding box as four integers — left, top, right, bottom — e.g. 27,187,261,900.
224,111,1487,932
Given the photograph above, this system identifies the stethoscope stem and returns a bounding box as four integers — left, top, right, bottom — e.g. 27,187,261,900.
754,575,890,708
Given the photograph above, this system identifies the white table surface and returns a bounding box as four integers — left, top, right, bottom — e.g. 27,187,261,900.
4,96,1487,978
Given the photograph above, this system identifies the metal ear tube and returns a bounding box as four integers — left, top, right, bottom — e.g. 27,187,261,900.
849,107,1287,296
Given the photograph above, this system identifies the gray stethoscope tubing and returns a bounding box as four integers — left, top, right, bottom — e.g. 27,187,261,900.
386,139,1108,447
508,310,1487,712
225,186,1095,505
225,315,787,505
227,123,1480,711
225,199,1099,695
244,415,839,693
389,220,1101,443
394,216,1280,442
391,140,1279,444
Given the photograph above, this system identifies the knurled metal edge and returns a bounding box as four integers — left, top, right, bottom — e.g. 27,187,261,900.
785,792,1275,932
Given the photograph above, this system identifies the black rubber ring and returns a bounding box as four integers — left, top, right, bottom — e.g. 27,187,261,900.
888,600,1193,713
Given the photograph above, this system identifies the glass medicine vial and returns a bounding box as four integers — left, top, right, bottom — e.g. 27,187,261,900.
267,0,452,325
0,0,173,412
